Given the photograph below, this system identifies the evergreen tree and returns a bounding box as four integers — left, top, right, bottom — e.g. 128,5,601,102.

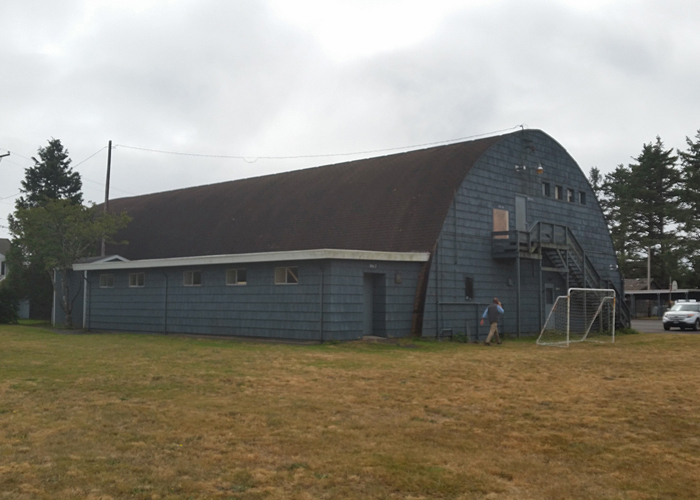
678,130,700,286
628,137,682,288
596,137,684,288
588,167,604,203
7,138,83,319
599,164,640,278
15,138,82,210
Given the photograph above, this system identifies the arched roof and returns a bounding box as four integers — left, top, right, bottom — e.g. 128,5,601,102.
105,132,509,260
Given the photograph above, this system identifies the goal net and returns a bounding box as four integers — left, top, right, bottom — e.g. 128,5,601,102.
537,288,616,347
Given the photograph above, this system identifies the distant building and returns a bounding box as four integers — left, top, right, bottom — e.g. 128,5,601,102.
55,129,628,339
624,278,660,291
0,238,10,282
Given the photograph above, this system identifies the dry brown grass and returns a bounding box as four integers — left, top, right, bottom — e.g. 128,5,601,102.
1,325,699,499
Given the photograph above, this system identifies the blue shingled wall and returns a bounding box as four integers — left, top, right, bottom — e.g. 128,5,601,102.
421,130,621,338
80,259,422,340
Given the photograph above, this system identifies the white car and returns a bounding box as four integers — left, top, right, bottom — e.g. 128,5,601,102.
662,300,700,331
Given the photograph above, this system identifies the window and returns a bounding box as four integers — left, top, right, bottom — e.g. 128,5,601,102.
492,208,509,239
465,277,474,300
567,188,575,203
395,273,402,284
183,270,202,286
129,273,145,287
226,268,247,285
100,274,114,288
542,182,551,197
555,185,563,200
275,266,298,284
579,191,586,205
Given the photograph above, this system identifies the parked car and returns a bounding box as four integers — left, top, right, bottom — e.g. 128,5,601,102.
662,300,700,331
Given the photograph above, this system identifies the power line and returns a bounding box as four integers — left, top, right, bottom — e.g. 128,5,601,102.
73,146,108,169
114,126,522,162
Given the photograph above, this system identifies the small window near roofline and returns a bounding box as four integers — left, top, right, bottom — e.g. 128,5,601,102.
579,191,586,205
100,274,114,288
555,185,563,200
129,273,145,288
226,268,247,285
567,188,575,203
184,270,202,286
275,266,298,285
542,182,551,197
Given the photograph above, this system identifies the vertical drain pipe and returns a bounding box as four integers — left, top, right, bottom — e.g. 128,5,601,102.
319,264,325,343
160,271,169,334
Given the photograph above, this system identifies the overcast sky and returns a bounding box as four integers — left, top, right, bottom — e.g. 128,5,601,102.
2,0,699,239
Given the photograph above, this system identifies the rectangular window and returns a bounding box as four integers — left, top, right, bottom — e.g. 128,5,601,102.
465,277,474,300
129,273,145,288
183,270,202,286
226,268,247,285
492,208,509,239
542,182,551,197
100,274,115,288
567,188,575,202
555,185,563,200
274,266,299,285
579,191,586,205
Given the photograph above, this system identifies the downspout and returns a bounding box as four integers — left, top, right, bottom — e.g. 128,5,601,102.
82,270,88,329
160,271,169,334
51,269,57,326
319,264,324,343
435,243,440,337
516,233,521,338
410,253,434,338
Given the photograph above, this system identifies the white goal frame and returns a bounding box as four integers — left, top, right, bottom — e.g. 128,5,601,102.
537,288,616,347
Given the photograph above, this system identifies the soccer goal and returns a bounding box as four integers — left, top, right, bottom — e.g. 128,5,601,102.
537,288,616,347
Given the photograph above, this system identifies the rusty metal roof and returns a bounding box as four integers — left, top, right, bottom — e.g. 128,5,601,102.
105,133,507,260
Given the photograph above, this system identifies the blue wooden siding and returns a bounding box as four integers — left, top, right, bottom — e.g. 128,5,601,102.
80,259,421,340
422,130,620,337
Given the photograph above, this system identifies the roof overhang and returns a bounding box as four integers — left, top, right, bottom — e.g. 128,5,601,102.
72,248,431,271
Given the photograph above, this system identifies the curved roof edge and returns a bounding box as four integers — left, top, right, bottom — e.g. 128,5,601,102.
105,131,519,260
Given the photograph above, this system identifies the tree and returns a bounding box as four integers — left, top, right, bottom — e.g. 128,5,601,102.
0,284,19,324
597,164,639,276
595,137,684,287
10,200,131,328
7,139,84,319
628,137,682,288
588,167,604,201
16,138,82,209
678,129,700,286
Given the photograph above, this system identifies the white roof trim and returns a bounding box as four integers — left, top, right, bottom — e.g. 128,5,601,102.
91,254,130,264
73,248,431,271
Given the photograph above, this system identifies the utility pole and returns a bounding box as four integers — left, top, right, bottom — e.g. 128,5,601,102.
101,141,112,256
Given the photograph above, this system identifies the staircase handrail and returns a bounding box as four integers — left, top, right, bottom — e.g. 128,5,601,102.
529,221,631,328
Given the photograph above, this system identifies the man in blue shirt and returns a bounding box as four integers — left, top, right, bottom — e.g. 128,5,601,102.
481,297,504,345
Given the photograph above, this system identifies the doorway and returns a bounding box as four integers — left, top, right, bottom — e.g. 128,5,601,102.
363,273,386,337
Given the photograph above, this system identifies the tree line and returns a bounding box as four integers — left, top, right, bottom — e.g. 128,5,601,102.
590,129,700,290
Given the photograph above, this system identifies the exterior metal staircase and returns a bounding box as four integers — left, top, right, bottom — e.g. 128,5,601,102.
493,221,631,328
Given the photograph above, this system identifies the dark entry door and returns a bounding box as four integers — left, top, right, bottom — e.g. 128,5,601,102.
363,273,386,337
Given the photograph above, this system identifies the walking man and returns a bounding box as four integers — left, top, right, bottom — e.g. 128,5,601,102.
481,297,504,345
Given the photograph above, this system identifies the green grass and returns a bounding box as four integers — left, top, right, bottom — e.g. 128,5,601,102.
1,324,700,499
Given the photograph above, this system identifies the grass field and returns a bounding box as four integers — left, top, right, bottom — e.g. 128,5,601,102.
1,325,699,499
